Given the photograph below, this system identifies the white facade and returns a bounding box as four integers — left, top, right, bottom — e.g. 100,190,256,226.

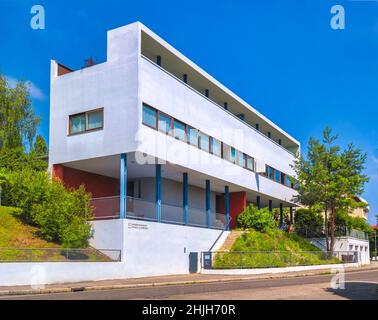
49,22,300,212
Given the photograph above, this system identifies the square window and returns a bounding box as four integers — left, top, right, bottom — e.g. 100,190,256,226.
70,113,86,134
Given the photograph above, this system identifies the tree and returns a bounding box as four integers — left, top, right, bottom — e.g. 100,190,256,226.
237,204,278,232
292,127,369,254
0,73,47,172
0,74,40,149
32,134,48,157
294,208,323,238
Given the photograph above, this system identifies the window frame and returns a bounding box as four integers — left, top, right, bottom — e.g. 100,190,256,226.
157,110,173,135
173,119,187,142
187,126,199,147
68,108,104,136
142,104,158,130
210,137,222,157
199,131,210,153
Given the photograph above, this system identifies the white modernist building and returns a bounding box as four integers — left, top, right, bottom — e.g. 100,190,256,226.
49,22,301,277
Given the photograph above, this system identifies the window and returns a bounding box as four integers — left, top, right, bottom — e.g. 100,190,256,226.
173,120,186,142
69,109,103,135
69,113,86,134
87,110,103,130
158,112,172,134
211,138,221,157
142,104,157,128
237,151,245,167
285,175,292,187
188,127,198,147
266,166,275,180
275,170,281,183
246,155,254,171
280,173,285,185
199,132,210,152
230,148,237,163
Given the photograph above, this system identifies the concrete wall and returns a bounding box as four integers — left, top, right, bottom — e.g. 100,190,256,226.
122,219,229,277
49,23,141,166
0,262,126,287
92,219,229,277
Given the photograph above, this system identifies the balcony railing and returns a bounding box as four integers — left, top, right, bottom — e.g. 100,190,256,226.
90,196,227,230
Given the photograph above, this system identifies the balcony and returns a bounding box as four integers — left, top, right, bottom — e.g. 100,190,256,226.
90,196,227,230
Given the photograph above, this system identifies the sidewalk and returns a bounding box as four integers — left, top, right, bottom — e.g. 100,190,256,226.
1,262,377,297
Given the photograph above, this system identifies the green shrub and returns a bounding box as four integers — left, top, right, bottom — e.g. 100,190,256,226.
237,205,277,232
2,168,93,248
294,208,323,238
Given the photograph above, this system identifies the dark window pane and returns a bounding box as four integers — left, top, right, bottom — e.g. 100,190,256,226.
275,170,281,182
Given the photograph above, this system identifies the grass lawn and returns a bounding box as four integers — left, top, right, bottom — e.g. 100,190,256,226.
0,206,112,262
213,229,340,269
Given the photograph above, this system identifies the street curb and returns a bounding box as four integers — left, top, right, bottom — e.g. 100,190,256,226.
1,264,377,297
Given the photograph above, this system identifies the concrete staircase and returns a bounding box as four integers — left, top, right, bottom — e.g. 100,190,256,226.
218,230,244,251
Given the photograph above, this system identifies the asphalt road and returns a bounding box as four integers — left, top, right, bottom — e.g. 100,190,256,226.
1,269,377,300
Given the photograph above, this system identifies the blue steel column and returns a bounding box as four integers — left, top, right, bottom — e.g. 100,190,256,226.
155,164,162,222
120,153,127,219
290,206,294,225
268,200,273,212
183,173,188,225
256,196,261,209
206,180,211,228
280,203,284,227
225,186,230,230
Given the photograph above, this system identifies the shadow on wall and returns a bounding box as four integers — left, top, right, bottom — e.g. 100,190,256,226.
326,282,378,300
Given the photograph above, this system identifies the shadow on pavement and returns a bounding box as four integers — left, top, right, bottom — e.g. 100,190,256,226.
327,282,378,300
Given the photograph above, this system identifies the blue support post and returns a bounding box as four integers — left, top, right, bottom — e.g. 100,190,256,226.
206,180,211,228
290,206,293,225
225,186,230,230
269,200,273,212
155,164,162,222
280,203,284,227
256,196,261,209
183,173,188,225
120,153,127,219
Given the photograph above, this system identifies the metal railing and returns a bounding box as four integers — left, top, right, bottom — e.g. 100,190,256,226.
91,196,227,230
0,248,121,263
203,250,360,269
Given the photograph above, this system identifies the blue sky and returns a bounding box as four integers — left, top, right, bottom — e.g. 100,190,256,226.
1,0,377,225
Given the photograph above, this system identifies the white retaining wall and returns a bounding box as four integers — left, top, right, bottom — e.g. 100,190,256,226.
0,262,126,287
201,262,360,275
0,219,227,286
